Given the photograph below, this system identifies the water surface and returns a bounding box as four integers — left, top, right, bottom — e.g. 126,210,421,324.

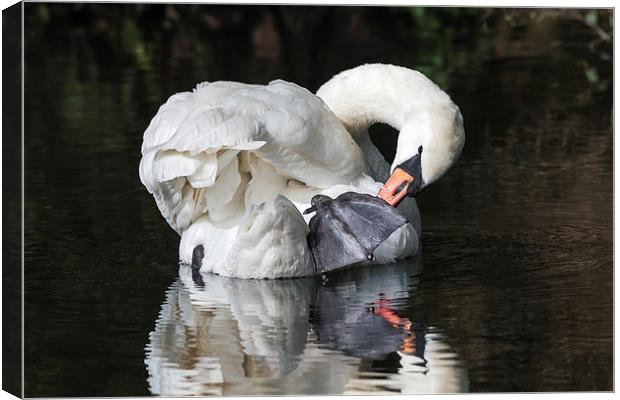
24,5,612,396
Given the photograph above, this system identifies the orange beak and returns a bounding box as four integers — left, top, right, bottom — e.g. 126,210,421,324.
378,168,414,207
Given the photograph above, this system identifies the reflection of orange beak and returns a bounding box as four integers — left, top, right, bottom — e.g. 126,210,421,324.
372,299,416,354
378,168,414,207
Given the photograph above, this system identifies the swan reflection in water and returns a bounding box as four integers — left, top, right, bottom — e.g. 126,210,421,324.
144,261,468,395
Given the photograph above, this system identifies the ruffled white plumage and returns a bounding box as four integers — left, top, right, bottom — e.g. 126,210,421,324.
139,79,420,278
139,64,467,278
139,80,370,236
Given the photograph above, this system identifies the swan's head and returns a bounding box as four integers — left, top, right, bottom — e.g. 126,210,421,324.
378,100,465,206
316,63,465,206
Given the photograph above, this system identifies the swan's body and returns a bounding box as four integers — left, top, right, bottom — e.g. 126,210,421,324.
139,64,464,278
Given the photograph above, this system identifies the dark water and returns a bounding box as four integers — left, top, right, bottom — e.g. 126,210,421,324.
23,4,612,396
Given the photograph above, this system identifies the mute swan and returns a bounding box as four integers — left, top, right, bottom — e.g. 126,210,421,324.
139,63,465,278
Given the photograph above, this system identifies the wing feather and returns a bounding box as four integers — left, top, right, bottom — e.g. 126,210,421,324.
140,79,368,234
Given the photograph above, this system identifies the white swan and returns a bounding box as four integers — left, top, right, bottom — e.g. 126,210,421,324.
139,64,464,278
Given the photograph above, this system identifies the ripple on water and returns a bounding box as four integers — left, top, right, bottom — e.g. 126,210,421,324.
143,265,470,395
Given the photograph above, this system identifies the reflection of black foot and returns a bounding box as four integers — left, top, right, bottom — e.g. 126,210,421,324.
191,269,205,287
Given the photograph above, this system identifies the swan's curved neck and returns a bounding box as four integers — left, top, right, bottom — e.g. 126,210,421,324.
316,64,464,184
316,64,449,135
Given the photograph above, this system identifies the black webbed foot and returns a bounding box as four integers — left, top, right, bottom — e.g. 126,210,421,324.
305,192,408,274
190,245,205,286
191,245,204,270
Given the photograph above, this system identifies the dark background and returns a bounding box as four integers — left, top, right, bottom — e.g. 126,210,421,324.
23,3,612,396
3,3,23,397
